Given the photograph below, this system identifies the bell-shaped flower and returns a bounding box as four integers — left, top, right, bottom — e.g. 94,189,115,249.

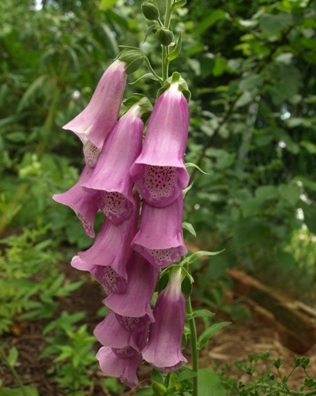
94,310,148,352
142,268,187,372
130,82,189,208
63,60,127,167
71,195,139,291
132,196,187,268
103,251,158,321
52,165,99,238
96,346,142,388
82,104,144,225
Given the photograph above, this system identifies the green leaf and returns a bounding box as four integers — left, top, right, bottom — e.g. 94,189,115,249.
171,0,187,11
0,387,39,396
185,162,209,175
239,74,263,92
259,13,293,35
197,322,231,350
193,10,226,37
176,367,197,381
233,218,270,246
278,184,300,205
182,250,224,266
181,276,192,297
7,347,18,366
188,309,215,320
301,202,316,234
182,222,196,237
294,176,316,192
17,75,49,112
99,0,119,11
255,185,279,201
235,91,252,108
166,32,182,63
151,368,164,384
136,388,154,396
198,368,226,396
212,57,227,77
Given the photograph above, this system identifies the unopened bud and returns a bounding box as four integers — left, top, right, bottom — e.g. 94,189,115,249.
155,28,173,46
141,2,159,20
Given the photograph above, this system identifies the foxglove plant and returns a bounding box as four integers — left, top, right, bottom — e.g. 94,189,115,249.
130,82,190,208
132,196,187,268
142,267,187,371
53,1,227,395
82,104,144,224
63,59,127,167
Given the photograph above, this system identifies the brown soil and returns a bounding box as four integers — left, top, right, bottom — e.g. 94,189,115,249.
1,263,316,395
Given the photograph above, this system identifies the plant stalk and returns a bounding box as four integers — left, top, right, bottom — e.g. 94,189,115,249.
186,295,199,396
0,346,28,396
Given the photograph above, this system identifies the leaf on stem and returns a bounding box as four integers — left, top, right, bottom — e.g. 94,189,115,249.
197,322,231,350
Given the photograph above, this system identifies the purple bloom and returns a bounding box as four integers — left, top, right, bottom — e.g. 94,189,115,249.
82,104,144,225
104,251,158,321
52,165,99,238
63,60,127,167
130,83,189,207
94,310,147,352
96,346,142,388
132,196,187,268
71,195,139,291
142,268,187,372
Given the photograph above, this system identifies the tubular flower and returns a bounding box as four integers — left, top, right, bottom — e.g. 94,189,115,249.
82,104,144,225
130,82,189,207
63,60,127,167
71,194,139,290
96,346,142,388
94,310,148,352
104,251,158,321
132,196,187,268
142,268,187,372
52,165,99,238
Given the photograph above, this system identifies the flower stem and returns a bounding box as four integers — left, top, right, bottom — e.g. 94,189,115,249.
162,0,173,81
186,294,199,396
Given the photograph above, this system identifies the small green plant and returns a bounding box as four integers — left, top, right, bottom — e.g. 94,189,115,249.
217,352,316,395
39,311,98,394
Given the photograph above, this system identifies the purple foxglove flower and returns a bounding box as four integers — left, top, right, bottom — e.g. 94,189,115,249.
94,310,148,352
82,105,143,225
71,195,139,291
142,268,187,372
104,251,158,321
132,196,187,268
63,60,127,167
130,83,189,207
52,165,99,238
96,346,142,388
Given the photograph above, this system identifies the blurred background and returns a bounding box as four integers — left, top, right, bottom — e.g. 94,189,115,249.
0,0,316,394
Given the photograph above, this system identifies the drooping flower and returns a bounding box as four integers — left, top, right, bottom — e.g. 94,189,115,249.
52,165,99,238
82,104,144,225
94,310,148,352
71,194,139,291
63,60,127,167
142,268,187,372
130,82,189,207
132,196,187,268
96,346,142,388
104,251,158,321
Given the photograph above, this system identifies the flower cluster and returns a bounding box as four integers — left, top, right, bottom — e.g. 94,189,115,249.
53,60,189,387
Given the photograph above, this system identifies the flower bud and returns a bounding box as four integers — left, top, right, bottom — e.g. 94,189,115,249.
141,2,159,20
155,28,173,46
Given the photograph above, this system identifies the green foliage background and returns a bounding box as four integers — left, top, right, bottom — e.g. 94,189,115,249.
0,0,316,393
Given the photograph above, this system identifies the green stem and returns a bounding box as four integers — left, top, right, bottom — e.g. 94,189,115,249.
161,0,173,81
186,294,199,396
144,56,163,85
0,346,28,396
